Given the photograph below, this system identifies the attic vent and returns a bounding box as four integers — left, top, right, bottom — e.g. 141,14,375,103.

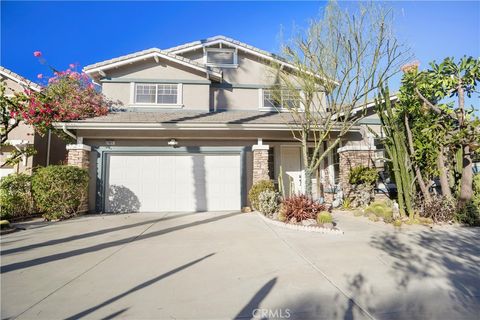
205,48,237,67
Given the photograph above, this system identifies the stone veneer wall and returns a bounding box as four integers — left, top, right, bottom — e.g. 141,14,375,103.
66,144,90,213
338,147,375,197
252,147,269,184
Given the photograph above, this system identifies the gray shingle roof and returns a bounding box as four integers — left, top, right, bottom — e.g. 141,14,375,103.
82,48,222,75
0,66,41,91
73,110,297,125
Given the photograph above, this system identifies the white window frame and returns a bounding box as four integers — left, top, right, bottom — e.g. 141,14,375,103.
130,82,183,108
259,88,303,112
204,47,238,68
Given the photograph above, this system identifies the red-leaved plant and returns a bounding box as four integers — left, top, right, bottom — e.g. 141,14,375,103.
281,194,327,222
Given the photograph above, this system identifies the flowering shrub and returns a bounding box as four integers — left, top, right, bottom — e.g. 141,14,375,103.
8,51,116,134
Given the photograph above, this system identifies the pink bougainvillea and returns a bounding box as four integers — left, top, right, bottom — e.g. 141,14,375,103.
11,53,116,134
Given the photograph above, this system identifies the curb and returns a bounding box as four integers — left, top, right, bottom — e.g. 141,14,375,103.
255,212,344,235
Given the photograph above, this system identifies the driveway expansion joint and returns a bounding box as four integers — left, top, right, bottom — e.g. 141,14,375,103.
10,212,169,320
258,215,376,320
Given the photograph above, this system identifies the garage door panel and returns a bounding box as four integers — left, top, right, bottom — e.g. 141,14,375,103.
105,153,240,212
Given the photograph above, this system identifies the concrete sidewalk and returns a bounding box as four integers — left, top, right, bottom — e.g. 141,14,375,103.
1,211,479,319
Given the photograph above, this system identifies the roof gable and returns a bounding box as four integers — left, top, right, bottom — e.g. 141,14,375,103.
83,48,222,81
164,35,287,65
0,66,41,92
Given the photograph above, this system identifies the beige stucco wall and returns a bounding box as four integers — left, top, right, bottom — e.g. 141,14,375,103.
1,76,26,96
100,58,210,110
104,59,206,80
211,87,259,110
99,47,326,112
182,84,210,110
181,50,277,85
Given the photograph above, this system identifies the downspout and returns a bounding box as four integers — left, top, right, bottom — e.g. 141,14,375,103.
62,123,77,141
46,129,51,166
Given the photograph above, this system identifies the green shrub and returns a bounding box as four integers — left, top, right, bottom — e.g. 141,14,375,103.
365,201,393,223
0,173,34,220
456,174,480,226
0,220,10,229
32,165,89,220
348,165,378,186
341,197,352,209
317,211,333,224
418,217,433,225
257,190,279,217
456,201,480,226
248,180,274,210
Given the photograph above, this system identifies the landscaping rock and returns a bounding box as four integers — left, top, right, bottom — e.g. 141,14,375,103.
301,219,316,226
323,222,334,229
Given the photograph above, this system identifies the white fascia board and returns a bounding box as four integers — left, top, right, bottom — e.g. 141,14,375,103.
83,52,222,80
169,39,332,83
54,121,362,132
0,70,41,92
347,95,399,117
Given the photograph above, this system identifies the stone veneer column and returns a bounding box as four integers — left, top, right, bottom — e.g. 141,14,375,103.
338,145,375,197
252,142,269,184
66,144,91,213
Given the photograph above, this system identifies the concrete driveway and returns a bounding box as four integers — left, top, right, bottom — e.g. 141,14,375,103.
1,211,479,320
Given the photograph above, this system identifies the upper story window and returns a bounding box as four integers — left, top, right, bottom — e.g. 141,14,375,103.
134,83,181,106
261,88,301,111
205,48,237,68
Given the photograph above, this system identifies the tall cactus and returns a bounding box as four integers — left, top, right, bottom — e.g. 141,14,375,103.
374,86,415,217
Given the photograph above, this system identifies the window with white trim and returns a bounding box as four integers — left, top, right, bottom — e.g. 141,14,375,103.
134,83,179,105
205,48,237,67
261,89,301,110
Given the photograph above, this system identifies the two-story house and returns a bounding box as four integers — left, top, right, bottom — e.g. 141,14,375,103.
56,36,380,213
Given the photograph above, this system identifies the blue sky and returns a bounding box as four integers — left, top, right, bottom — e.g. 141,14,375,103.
1,1,479,99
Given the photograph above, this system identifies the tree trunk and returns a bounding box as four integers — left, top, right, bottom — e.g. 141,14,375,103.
304,167,313,197
456,81,473,207
437,149,452,198
301,133,313,197
388,144,406,217
458,145,474,207
404,114,432,202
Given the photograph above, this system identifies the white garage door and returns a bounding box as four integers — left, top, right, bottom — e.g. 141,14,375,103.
105,153,241,212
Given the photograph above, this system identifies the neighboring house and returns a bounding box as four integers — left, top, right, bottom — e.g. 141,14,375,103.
56,35,382,213
0,66,66,178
